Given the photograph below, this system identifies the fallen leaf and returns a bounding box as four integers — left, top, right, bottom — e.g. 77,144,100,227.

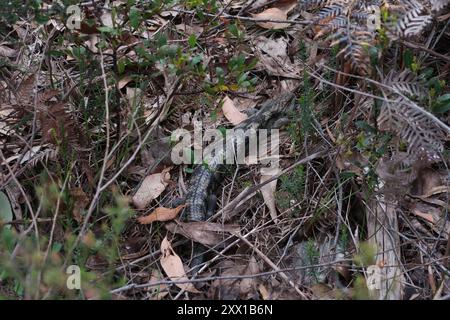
222,95,248,125
260,167,280,221
175,23,204,35
159,236,200,293
411,208,434,224
138,205,185,224
147,269,169,300
253,36,301,78
132,168,171,209
165,221,240,246
258,283,270,300
209,260,247,299
252,8,290,30
0,191,13,228
209,257,260,299
118,76,133,90
126,87,143,106
239,256,260,295
70,187,89,223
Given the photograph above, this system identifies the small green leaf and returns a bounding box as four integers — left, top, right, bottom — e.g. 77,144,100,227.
129,8,141,29
404,49,413,68
437,93,450,103
188,34,197,48
432,102,450,113
97,26,115,34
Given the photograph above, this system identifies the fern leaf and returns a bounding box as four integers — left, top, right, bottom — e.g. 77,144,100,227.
384,70,427,98
378,69,446,159
315,4,346,21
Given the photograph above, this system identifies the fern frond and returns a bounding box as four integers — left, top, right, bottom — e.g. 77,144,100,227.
315,4,347,21
384,70,427,98
378,98,444,156
397,12,432,36
377,68,446,159
330,29,374,75
393,0,433,36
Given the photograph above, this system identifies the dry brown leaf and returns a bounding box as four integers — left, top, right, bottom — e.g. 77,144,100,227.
252,8,290,30
160,236,200,293
138,205,185,224
175,23,204,35
165,221,240,246
132,168,171,209
209,257,260,299
310,283,349,300
260,167,280,221
411,208,435,224
0,45,17,58
222,95,248,125
16,75,36,106
253,36,301,78
147,269,169,300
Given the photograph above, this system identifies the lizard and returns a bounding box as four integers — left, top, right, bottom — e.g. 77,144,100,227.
179,93,298,272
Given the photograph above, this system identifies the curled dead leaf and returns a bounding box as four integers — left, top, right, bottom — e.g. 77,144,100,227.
252,8,290,30
132,168,171,209
260,167,280,222
138,205,185,224
160,237,200,293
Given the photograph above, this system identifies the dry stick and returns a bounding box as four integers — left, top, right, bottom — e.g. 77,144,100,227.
234,232,308,299
4,218,53,225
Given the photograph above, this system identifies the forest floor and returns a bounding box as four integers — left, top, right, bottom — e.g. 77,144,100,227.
0,0,449,300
